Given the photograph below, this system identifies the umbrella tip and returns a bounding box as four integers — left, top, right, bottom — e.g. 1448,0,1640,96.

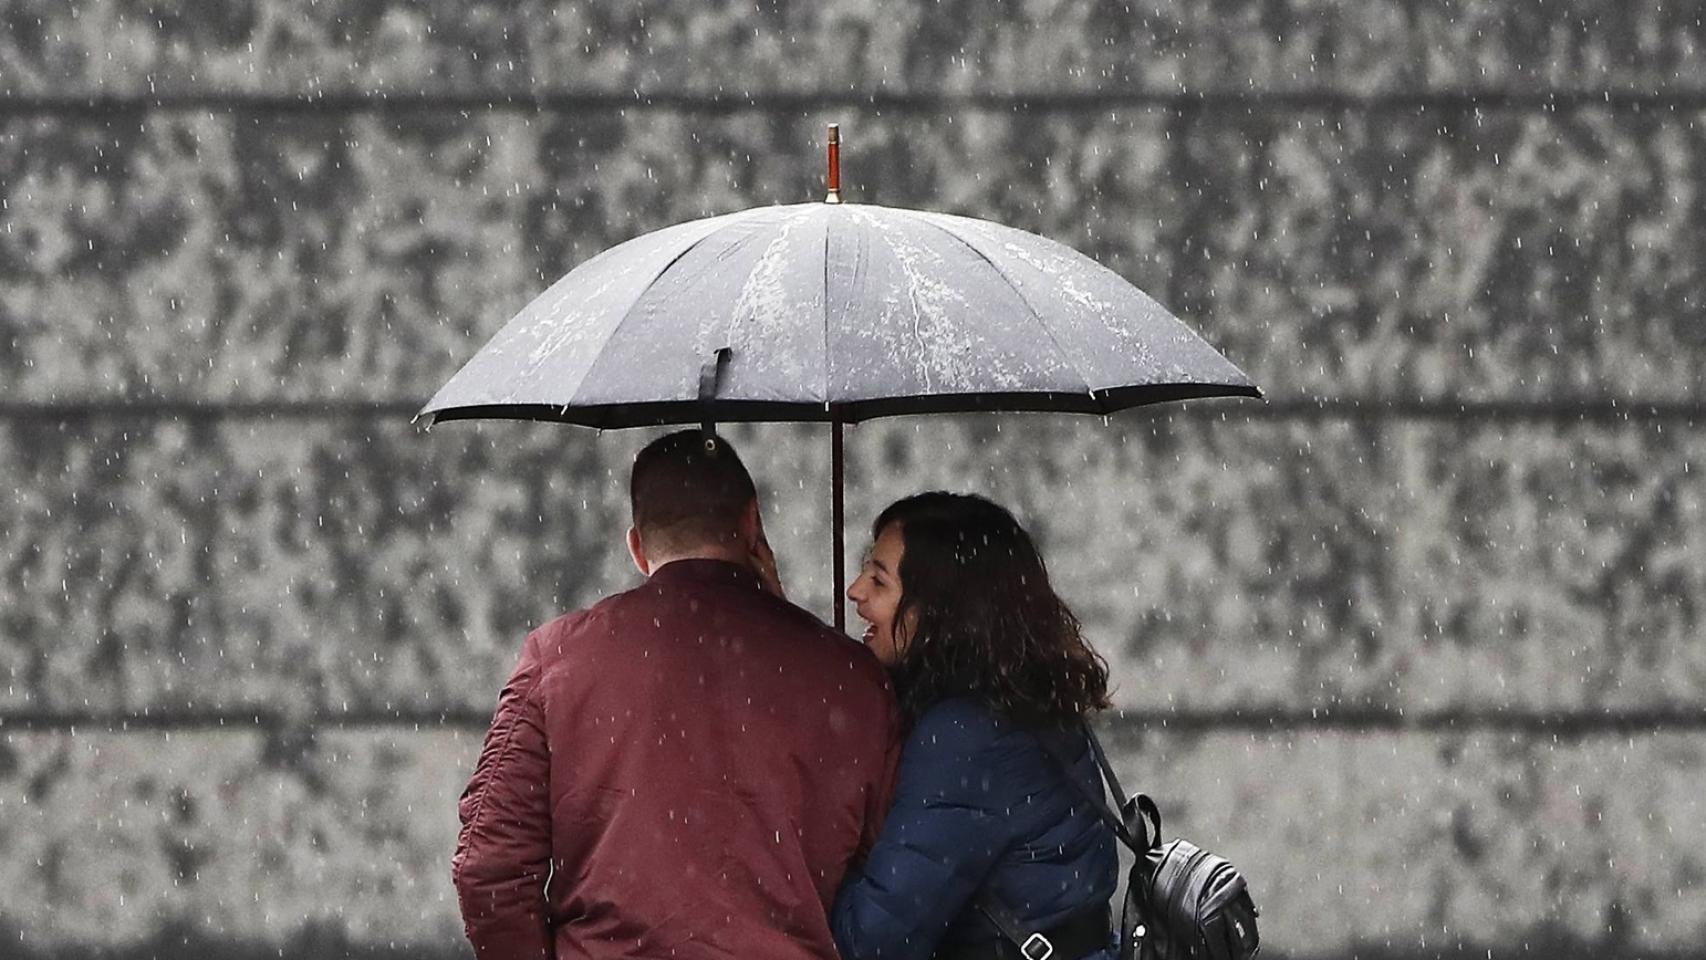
825,123,842,204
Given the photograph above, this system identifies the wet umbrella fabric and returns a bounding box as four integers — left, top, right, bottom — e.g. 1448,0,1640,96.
420,202,1258,427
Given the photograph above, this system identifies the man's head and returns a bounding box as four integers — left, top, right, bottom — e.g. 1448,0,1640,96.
626,429,768,577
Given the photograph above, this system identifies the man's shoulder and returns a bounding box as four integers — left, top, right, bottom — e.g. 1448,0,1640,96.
524,590,627,653
744,595,893,690
696,586,894,701
531,584,877,661
766,597,867,649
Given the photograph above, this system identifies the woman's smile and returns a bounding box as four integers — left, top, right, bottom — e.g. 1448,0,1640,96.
847,523,907,667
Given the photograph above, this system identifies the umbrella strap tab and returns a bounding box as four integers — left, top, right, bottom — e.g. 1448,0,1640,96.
699,347,732,449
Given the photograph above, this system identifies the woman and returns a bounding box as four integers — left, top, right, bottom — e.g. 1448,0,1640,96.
833,492,1118,960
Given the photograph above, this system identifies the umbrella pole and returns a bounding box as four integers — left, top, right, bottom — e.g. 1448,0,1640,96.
832,417,846,632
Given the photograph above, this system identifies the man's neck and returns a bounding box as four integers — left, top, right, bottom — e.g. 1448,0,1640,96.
647,545,749,575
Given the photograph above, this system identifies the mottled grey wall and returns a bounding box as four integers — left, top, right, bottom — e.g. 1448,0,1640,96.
2,3,1704,959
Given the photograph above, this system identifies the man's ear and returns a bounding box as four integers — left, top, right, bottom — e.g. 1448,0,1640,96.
626,526,651,576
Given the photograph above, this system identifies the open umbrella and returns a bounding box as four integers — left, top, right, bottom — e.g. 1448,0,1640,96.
421,126,1261,629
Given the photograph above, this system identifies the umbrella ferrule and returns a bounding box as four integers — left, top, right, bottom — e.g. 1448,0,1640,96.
825,123,842,204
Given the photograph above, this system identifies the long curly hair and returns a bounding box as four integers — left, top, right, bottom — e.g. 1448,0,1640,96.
876,492,1111,727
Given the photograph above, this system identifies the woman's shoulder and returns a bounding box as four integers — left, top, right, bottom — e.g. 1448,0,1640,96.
905,697,1011,755
907,700,1096,777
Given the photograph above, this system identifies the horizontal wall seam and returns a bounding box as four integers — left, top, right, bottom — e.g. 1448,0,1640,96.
3,89,1706,118
4,706,1703,738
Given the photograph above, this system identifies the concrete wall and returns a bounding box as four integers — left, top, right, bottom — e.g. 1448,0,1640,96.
3,3,1703,957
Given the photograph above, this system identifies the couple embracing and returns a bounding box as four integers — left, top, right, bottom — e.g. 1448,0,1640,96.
453,429,1116,960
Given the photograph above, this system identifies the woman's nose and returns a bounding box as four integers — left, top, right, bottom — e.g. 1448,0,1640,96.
845,579,862,602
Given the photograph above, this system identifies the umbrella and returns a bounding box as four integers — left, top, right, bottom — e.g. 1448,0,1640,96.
421,125,1261,629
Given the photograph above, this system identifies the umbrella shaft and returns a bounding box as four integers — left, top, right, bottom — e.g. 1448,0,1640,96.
832,419,845,633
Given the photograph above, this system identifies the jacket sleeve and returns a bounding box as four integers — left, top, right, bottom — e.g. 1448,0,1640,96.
452,631,555,960
831,708,1012,960
858,688,905,858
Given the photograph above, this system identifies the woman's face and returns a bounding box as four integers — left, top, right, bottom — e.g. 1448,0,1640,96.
847,522,908,666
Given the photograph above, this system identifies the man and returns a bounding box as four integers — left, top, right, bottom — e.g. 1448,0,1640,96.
453,429,899,960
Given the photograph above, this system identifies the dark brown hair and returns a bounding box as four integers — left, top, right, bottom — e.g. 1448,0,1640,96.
630,430,757,553
875,492,1111,727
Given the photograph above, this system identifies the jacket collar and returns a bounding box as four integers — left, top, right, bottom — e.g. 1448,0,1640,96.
647,557,765,593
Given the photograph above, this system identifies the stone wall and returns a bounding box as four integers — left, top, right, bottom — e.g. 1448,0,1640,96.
3,3,1704,958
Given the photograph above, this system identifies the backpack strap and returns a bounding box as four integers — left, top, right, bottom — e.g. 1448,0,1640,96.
974,721,1155,960
972,891,1059,960
1083,721,1127,803
1034,721,1160,856
1037,722,1160,960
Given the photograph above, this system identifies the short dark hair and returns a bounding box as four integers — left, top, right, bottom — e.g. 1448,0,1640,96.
630,430,758,553
875,492,1111,727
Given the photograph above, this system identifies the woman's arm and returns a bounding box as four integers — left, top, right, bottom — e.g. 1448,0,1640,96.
831,702,1013,960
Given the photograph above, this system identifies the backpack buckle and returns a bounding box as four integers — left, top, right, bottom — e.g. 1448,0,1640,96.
1020,933,1054,960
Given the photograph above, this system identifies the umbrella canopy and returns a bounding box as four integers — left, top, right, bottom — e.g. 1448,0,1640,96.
421,182,1262,630
420,202,1258,427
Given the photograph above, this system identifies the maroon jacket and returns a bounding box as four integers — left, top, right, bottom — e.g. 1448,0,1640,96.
453,559,900,960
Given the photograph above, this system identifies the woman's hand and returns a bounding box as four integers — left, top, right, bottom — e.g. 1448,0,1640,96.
750,531,786,599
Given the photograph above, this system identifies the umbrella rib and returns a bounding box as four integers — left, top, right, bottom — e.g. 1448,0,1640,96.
897,210,1097,400
566,222,735,409
820,208,833,409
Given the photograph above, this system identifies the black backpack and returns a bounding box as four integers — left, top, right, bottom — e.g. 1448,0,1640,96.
975,722,1261,960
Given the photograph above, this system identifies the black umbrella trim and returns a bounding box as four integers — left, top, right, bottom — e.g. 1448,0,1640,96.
422,382,1263,429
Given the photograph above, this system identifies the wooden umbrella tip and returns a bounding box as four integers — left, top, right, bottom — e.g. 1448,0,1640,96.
825,122,843,204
